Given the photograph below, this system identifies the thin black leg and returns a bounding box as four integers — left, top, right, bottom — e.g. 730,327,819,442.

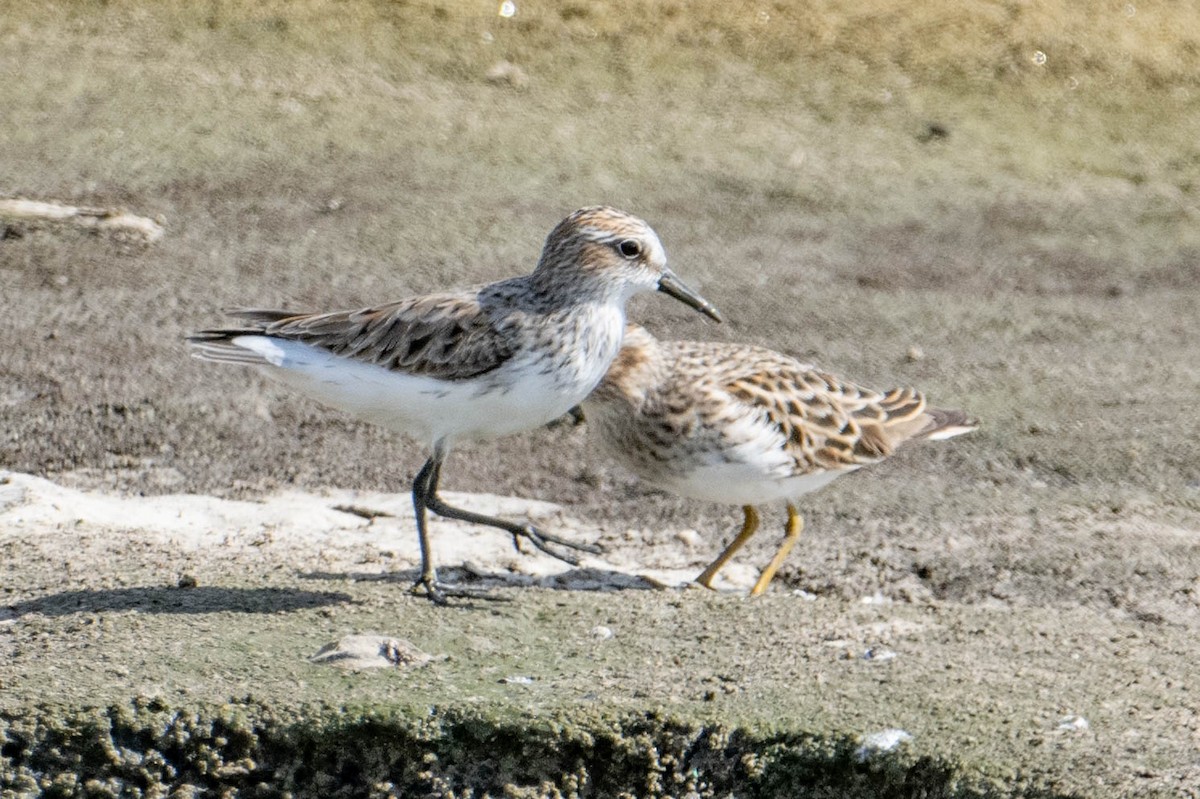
417,447,600,564
423,492,601,564
409,445,522,605
406,443,603,605
410,455,447,604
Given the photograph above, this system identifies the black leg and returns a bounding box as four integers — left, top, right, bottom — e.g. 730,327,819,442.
423,493,599,565
410,455,447,604
409,447,517,605
423,446,601,565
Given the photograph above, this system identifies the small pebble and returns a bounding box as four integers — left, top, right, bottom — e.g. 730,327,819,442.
590,625,614,640
859,591,892,605
675,528,702,548
485,60,529,88
500,675,535,685
1057,714,1090,732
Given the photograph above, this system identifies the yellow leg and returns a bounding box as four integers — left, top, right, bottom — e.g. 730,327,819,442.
695,506,760,589
750,504,804,597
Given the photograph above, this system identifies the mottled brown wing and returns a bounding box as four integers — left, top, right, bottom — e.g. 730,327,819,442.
717,352,928,472
230,292,515,381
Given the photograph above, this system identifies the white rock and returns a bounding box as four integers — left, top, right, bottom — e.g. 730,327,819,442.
1057,714,1090,732
859,591,893,605
855,729,913,761
500,675,535,685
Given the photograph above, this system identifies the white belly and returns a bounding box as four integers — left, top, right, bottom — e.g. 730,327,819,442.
663,464,851,506
237,336,594,445
587,397,855,507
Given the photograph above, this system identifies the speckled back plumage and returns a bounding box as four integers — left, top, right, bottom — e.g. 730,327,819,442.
585,324,976,503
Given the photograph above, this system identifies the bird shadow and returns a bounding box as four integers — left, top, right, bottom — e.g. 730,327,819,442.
298,565,670,593
4,585,354,619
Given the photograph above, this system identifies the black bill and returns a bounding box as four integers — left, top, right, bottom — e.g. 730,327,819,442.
657,270,723,323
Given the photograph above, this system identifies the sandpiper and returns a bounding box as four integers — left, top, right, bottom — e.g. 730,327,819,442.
582,324,976,595
189,208,722,603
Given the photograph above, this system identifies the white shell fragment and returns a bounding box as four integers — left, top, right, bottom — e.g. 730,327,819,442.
311,635,442,670
1057,714,1090,732
855,729,913,761
859,592,893,605
861,647,898,662
500,675,535,685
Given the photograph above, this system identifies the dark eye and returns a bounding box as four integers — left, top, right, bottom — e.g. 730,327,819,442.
617,239,642,259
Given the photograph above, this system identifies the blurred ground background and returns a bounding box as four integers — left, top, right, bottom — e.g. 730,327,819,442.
2,1,1199,796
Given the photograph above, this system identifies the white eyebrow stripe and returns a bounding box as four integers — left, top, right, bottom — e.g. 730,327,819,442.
577,222,666,265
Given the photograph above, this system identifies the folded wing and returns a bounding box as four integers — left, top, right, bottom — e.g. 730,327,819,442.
719,355,977,473
188,293,516,382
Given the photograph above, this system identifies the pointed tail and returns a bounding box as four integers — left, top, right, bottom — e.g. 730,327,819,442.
915,407,979,441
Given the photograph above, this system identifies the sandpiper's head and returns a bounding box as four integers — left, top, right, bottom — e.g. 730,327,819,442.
535,206,722,322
